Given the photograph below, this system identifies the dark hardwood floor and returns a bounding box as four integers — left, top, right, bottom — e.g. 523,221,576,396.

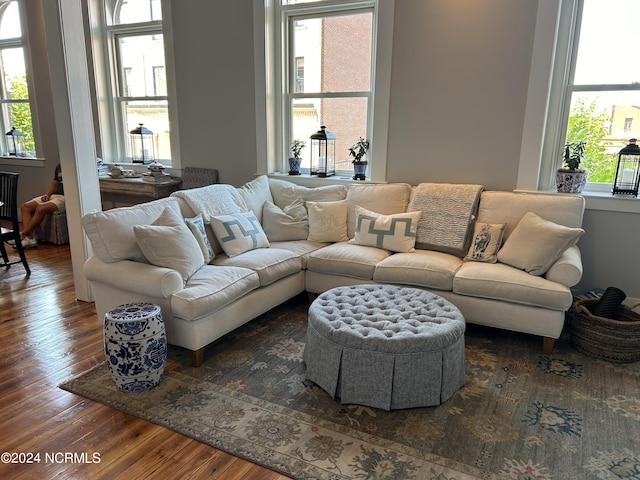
0,242,291,479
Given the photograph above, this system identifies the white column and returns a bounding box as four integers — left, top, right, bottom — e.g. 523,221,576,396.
42,0,102,302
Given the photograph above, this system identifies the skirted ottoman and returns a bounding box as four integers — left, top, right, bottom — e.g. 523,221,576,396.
304,284,466,410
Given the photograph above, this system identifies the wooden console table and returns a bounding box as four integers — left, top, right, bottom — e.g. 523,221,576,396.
99,176,182,209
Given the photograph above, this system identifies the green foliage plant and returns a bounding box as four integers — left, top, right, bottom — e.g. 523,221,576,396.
348,137,370,163
290,139,305,159
561,140,586,171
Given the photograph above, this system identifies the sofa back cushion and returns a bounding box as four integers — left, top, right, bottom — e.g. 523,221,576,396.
268,178,347,210
345,183,412,239
476,191,585,241
82,197,182,263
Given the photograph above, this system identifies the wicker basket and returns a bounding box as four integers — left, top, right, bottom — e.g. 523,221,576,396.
570,298,640,363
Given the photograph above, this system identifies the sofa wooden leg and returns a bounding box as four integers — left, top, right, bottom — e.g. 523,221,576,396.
189,347,205,367
542,337,555,355
307,291,318,303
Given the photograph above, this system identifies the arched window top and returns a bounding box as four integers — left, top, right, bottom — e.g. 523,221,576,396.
107,0,162,26
0,2,21,40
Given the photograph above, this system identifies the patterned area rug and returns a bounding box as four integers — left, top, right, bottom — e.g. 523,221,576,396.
60,294,640,480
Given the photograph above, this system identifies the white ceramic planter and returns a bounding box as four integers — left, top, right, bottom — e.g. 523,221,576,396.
104,303,167,392
556,169,588,193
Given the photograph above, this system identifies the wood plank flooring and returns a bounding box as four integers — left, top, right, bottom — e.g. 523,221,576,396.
0,243,292,479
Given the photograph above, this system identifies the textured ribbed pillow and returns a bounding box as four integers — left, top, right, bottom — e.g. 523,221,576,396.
497,212,584,275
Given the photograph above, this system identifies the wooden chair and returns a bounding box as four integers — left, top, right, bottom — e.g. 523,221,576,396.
0,171,30,275
181,167,219,189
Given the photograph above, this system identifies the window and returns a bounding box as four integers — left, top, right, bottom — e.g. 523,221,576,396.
0,1,36,157
546,0,640,191
274,0,376,177
91,0,175,165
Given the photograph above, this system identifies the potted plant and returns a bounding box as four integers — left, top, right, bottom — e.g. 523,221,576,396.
289,139,305,175
556,140,588,193
349,137,370,180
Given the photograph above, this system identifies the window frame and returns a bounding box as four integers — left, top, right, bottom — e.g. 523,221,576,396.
257,0,394,182
0,0,38,159
521,0,640,211
88,0,180,168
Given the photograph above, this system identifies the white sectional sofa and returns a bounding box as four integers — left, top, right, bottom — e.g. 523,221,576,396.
82,175,585,366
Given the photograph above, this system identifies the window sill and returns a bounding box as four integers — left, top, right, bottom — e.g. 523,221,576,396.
268,171,386,186
518,187,640,214
580,190,640,213
0,156,44,167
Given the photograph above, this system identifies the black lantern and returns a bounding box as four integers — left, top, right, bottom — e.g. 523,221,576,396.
5,127,25,157
310,126,335,177
129,123,155,165
612,138,640,197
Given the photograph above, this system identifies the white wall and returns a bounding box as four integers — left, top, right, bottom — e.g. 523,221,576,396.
385,0,538,189
169,0,258,187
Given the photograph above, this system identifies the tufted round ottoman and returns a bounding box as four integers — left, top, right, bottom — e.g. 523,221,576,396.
304,284,466,410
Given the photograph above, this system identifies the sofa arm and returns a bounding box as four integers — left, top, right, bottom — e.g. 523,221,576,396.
544,245,583,287
84,256,184,299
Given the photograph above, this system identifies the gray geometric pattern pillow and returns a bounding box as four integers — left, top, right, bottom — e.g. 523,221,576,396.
210,211,269,257
348,205,421,253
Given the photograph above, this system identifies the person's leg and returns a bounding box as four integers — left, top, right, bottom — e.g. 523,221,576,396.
21,201,59,238
20,198,40,236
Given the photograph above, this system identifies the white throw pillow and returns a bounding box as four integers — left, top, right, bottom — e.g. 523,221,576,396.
133,207,205,281
306,200,349,243
236,175,274,223
348,205,421,253
464,222,506,263
210,211,270,257
262,200,309,242
497,211,584,275
185,213,214,263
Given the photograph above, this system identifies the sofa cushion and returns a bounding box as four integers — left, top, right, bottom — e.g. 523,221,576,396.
349,206,421,253
307,200,349,243
269,177,347,209
210,211,270,257
236,175,274,223
133,207,206,282
346,183,412,238
262,200,309,241
171,265,260,321
497,212,584,276
374,250,463,291
82,197,181,263
171,184,249,255
476,190,585,240
185,213,215,263
408,183,484,256
464,222,506,263
211,248,301,286
268,240,328,269
453,261,572,310
307,242,391,280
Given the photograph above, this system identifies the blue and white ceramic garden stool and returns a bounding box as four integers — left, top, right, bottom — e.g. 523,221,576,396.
104,303,167,392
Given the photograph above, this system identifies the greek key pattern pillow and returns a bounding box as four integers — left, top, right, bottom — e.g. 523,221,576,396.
349,205,421,253
210,211,269,257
